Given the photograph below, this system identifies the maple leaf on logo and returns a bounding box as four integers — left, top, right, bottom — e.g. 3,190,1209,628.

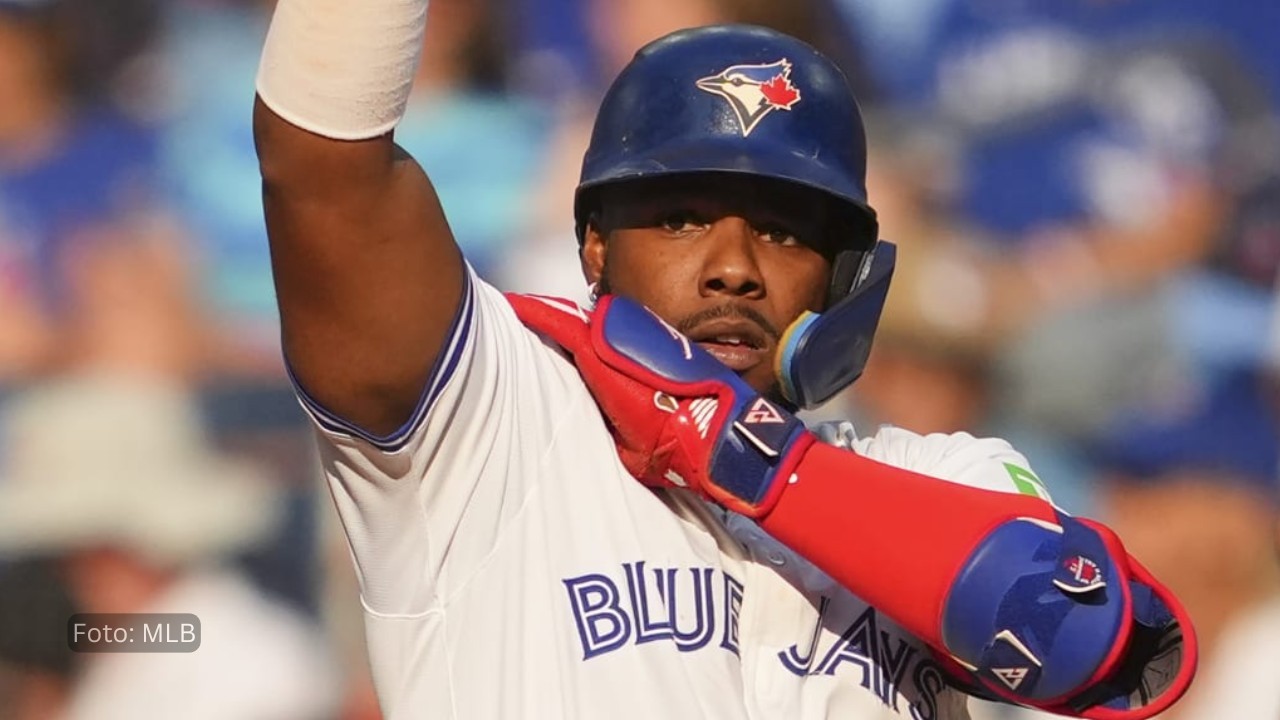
760,75,800,108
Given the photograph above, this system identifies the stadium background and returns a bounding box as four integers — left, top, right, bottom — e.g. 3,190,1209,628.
0,0,1276,717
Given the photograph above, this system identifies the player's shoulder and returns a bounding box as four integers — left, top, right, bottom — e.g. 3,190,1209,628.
812,421,1051,500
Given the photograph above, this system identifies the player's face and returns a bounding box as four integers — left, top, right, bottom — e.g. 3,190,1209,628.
582,174,836,399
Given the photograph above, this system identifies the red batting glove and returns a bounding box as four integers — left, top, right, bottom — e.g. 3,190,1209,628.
505,292,813,518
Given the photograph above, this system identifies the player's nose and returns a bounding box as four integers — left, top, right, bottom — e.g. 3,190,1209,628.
698,217,764,299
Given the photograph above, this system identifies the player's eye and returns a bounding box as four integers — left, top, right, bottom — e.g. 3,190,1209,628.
758,225,801,246
657,211,706,234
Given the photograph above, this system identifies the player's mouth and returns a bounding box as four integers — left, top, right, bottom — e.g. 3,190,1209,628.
688,320,770,372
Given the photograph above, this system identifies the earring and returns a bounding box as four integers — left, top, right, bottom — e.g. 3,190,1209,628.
588,282,601,304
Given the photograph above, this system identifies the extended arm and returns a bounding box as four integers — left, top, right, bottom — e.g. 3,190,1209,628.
506,292,1196,720
255,0,463,435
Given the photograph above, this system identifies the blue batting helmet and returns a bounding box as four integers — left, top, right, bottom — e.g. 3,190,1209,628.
574,24,880,299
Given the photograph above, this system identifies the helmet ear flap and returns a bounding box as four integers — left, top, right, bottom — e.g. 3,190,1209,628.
779,241,896,409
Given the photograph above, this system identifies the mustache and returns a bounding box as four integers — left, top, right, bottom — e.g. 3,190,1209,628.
675,304,781,344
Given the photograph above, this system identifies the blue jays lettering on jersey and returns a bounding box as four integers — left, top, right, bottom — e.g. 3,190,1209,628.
562,554,958,720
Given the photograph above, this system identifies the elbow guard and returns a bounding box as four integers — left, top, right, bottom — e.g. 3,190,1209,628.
937,513,1196,720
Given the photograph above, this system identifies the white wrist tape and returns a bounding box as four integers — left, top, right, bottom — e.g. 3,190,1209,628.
256,0,429,140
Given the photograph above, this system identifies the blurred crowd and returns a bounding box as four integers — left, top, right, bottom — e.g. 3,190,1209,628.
0,0,1275,718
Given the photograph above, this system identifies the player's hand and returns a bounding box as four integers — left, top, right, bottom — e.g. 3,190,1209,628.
505,292,814,518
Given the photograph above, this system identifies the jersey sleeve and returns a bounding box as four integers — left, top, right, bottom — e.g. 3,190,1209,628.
291,265,595,615
846,425,1056,503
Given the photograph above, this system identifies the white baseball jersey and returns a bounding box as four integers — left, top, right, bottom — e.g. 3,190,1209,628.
296,267,1055,720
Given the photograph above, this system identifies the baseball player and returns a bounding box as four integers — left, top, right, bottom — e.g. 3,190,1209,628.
253,1,1195,718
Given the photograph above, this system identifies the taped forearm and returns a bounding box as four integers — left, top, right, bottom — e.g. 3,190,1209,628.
257,0,429,140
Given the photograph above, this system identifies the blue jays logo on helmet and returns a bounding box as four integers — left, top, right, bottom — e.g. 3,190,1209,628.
695,60,802,137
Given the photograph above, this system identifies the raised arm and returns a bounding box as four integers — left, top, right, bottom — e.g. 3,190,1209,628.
254,0,462,435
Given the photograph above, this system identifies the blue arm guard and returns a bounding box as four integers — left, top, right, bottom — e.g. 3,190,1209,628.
938,513,1196,719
